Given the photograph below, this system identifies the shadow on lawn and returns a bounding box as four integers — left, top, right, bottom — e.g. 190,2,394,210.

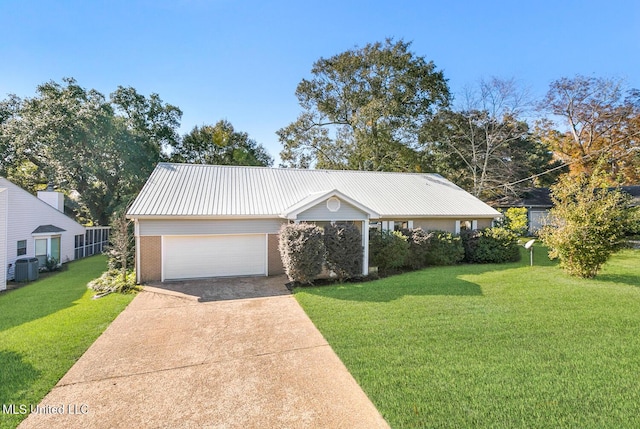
297,266,485,303
0,270,87,333
0,350,41,405
594,273,640,287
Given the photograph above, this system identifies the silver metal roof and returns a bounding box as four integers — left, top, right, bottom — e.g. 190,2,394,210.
127,163,500,218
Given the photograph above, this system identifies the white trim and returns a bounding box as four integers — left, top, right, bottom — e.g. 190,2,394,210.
265,233,269,277
455,220,461,235
326,197,341,212
472,220,478,230
135,220,141,284
362,220,369,276
281,189,380,220
161,235,165,282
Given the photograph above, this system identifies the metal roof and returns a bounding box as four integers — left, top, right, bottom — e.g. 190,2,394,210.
127,163,501,218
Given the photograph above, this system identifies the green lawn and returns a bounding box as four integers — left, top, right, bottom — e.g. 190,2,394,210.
295,246,640,428
0,256,134,429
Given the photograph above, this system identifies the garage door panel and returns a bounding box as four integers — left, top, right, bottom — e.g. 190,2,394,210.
164,235,266,280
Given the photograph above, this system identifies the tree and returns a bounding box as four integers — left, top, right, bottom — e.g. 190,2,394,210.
539,75,640,184
278,39,450,171
539,164,633,278
170,120,273,166
421,78,562,198
106,206,135,282
0,78,182,225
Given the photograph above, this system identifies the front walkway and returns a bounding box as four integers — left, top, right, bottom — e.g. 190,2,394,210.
19,276,389,428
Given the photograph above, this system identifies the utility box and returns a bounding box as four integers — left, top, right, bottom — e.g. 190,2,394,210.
15,258,39,282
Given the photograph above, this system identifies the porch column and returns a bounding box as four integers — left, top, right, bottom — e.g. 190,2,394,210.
362,220,369,276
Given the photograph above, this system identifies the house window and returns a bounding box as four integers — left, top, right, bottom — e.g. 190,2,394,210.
34,236,61,267
35,239,47,267
17,240,27,256
455,220,478,234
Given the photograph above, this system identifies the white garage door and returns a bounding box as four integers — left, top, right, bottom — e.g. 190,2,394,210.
163,234,267,280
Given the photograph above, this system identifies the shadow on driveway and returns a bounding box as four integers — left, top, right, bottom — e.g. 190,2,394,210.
145,275,291,302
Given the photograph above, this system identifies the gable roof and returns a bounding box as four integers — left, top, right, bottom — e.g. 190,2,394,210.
280,189,380,220
32,224,66,234
128,163,500,219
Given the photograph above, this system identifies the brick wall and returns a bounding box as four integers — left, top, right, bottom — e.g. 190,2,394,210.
139,236,162,282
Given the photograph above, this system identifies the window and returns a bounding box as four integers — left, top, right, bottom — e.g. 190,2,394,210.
17,240,27,256
34,236,61,267
35,239,47,267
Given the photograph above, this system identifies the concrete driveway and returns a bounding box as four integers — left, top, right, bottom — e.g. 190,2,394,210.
19,276,389,429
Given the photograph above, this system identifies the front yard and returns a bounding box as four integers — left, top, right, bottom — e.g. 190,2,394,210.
295,246,640,428
0,256,134,429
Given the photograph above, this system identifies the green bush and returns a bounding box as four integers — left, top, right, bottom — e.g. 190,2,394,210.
424,230,465,266
278,223,326,284
400,228,431,269
369,230,409,271
44,257,61,272
324,223,363,281
539,168,633,278
462,227,521,264
502,207,529,236
88,269,139,295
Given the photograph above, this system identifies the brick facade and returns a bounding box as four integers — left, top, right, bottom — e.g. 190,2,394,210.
139,236,162,282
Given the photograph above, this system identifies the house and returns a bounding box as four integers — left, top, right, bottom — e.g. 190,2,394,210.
491,188,554,234
492,186,640,235
127,163,501,283
0,178,110,291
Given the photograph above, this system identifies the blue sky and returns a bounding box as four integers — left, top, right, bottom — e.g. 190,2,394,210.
1,0,639,163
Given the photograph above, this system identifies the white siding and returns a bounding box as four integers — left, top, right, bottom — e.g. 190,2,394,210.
0,189,7,290
0,179,85,273
296,198,369,221
138,218,285,236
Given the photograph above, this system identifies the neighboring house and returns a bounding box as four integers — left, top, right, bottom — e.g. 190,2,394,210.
0,178,110,291
492,186,640,235
491,188,554,234
127,163,501,283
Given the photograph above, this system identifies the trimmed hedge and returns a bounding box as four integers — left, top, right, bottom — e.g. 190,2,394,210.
369,230,409,271
278,223,325,284
461,227,521,264
424,230,465,266
401,228,431,269
324,223,363,280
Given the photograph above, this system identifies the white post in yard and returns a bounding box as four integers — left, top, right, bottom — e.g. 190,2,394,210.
362,220,369,276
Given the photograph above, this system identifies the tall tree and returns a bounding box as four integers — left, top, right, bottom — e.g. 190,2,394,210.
278,39,450,171
421,78,561,198
170,120,273,166
539,75,640,183
0,78,181,224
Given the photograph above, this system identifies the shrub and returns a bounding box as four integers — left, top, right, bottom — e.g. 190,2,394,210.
539,168,633,278
44,256,61,272
424,230,465,266
462,227,521,264
278,223,326,284
369,230,409,271
324,223,363,281
399,228,431,269
502,207,529,236
88,269,139,295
